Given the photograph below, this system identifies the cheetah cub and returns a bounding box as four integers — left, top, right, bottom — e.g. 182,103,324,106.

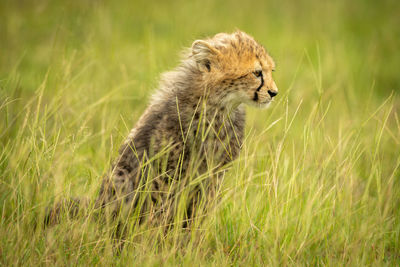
96,30,278,229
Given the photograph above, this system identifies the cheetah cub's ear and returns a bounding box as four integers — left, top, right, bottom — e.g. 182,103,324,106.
191,40,220,72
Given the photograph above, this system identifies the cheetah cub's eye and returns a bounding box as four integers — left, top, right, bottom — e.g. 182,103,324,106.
253,70,263,78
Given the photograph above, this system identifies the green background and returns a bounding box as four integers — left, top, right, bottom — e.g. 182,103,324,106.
1,0,399,265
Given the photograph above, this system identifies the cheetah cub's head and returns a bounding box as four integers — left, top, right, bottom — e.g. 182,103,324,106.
191,31,278,108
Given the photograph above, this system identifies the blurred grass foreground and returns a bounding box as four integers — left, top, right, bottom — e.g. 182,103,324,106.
1,0,399,265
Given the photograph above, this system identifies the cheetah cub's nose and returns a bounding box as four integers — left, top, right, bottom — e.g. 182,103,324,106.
268,90,278,98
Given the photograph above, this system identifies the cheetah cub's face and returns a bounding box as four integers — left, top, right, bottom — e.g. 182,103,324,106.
192,31,278,108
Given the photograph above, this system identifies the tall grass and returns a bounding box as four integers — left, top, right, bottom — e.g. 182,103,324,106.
1,0,399,265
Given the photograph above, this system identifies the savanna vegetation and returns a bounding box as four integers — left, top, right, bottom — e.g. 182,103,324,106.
1,0,399,265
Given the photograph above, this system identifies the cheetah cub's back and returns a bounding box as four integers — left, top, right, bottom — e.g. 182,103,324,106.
96,30,278,227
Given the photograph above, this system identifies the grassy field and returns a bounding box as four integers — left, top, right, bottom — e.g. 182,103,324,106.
1,0,400,265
